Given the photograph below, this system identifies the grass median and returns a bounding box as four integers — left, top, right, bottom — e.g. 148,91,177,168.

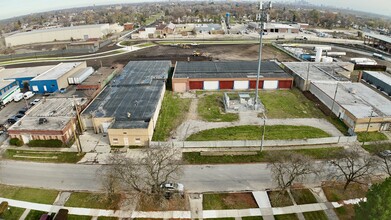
152,92,191,141
357,132,388,142
186,125,331,141
3,149,85,163
65,192,121,210
0,184,58,204
203,193,258,210
183,147,344,164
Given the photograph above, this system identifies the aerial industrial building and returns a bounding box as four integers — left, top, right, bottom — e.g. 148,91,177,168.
4,24,122,47
282,62,354,91
361,71,391,96
310,82,391,132
364,32,391,53
8,98,87,144
172,61,293,92
0,65,55,88
82,61,171,146
30,62,87,93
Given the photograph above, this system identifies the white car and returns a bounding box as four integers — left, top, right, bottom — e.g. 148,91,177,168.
30,99,40,106
160,182,184,193
23,91,35,100
13,93,24,102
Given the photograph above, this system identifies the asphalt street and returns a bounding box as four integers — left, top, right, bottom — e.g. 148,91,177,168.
0,161,276,192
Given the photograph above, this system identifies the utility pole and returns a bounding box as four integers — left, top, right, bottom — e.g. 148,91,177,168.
362,110,374,147
260,118,266,151
72,95,83,152
254,0,272,110
306,62,310,90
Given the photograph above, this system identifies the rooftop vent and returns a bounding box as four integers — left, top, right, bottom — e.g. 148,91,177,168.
127,112,131,118
38,118,48,124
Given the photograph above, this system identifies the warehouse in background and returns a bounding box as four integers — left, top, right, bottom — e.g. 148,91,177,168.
82,61,171,147
361,71,391,96
172,60,293,92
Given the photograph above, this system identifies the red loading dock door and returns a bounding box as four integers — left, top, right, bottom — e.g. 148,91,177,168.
219,81,234,90
278,80,292,89
189,81,204,90
249,80,263,89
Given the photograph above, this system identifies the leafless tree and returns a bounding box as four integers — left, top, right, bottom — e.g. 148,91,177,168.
108,146,183,195
370,143,391,177
327,147,378,190
267,151,318,190
99,164,121,203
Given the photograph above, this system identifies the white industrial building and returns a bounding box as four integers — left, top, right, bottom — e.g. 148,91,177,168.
5,24,122,47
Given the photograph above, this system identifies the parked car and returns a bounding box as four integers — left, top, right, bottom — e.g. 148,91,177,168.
23,91,35,100
160,182,184,194
30,98,40,106
7,116,19,124
295,36,308,40
59,88,67,93
18,107,29,115
15,113,24,119
14,93,24,102
378,150,391,158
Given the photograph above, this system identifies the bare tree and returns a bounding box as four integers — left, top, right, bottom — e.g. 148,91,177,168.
327,147,378,190
99,164,121,203
109,146,183,195
267,151,317,190
371,143,391,177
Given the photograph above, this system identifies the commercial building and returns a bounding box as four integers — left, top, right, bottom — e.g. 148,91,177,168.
363,32,391,53
248,22,300,34
0,80,18,105
5,24,113,47
8,97,87,144
361,71,391,96
309,82,391,132
82,61,171,146
29,62,87,93
0,80,18,97
172,61,293,92
0,65,55,89
282,62,354,91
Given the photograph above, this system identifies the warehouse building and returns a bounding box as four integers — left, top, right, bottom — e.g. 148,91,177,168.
172,61,293,92
30,62,87,93
282,62,354,91
363,32,391,53
82,61,171,146
361,71,391,96
0,80,19,105
0,65,55,89
309,82,391,132
0,80,18,97
8,97,87,144
4,24,116,47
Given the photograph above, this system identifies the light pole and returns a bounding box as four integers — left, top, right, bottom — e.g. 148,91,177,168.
362,110,374,147
255,1,272,110
330,82,339,116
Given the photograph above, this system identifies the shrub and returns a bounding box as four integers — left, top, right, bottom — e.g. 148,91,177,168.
28,139,64,148
9,138,24,146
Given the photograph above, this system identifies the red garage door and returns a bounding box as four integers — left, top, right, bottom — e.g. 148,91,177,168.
219,81,234,89
278,80,292,89
189,81,203,90
249,80,263,89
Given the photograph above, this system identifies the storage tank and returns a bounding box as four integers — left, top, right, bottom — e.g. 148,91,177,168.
315,47,323,62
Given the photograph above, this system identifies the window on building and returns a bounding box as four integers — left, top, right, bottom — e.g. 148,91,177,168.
123,132,127,135
113,138,119,143
135,138,141,144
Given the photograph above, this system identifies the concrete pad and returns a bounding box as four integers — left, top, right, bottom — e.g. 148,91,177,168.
253,191,272,208
272,206,296,215
248,208,262,216
297,203,324,213
260,207,273,216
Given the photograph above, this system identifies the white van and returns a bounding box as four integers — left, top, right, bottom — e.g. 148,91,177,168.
14,93,24,102
23,91,35,100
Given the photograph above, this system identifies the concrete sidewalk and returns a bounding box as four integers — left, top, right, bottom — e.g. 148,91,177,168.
0,194,366,219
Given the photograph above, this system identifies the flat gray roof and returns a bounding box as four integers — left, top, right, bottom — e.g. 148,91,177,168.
283,62,352,82
0,65,55,80
31,62,83,81
0,80,15,89
174,61,290,79
364,32,391,44
8,24,109,38
313,82,391,118
83,61,171,129
363,71,391,86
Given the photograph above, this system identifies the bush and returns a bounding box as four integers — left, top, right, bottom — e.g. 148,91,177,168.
9,138,24,146
28,139,64,148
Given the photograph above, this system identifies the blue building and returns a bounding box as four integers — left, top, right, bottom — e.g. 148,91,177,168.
29,62,86,93
0,65,55,90
0,80,17,96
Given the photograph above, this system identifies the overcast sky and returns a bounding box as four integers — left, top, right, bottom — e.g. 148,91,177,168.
0,0,390,20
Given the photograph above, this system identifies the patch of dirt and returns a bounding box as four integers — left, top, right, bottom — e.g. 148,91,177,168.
322,181,369,202
222,193,259,209
136,193,190,211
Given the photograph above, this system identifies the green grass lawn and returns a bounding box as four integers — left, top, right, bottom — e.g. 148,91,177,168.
198,93,239,122
0,184,58,204
186,125,331,141
274,214,299,220
183,147,344,164
25,210,47,220
260,89,324,118
268,191,293,207
302,211,328,220
65,192,121,210
152,92,191,141
362,143,391,154
97,217,119,220
290,189,317,205
4,149,85,163
357,132,388,142
203,193,258,210
242,216,264,220
68,214,93,220
0,206,25,219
